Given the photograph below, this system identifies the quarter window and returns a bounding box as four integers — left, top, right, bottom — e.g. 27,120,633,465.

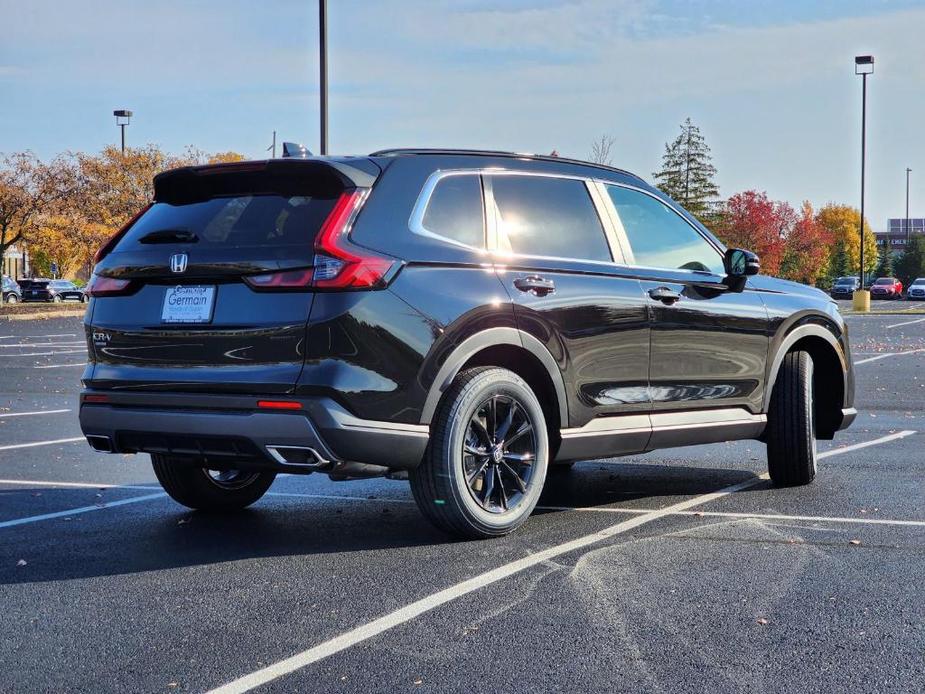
421,174,485,248
490,175,612,262
606,185,724,274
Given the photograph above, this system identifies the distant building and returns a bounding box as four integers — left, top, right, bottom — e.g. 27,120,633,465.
875,218,925,251
1,245,30,279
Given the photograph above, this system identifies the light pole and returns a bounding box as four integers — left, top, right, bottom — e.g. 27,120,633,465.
319,0,328,155
906,167,912,244
113,110,133,153
854,56,873,310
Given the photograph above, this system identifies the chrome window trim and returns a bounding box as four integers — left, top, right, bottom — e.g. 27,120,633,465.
408,170,487,252
598,180,727,277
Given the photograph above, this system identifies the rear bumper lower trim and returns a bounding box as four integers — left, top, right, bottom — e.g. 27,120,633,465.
78,391,429,471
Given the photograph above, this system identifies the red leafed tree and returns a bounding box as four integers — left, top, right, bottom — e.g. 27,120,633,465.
715,190,795,277
779,201,833,284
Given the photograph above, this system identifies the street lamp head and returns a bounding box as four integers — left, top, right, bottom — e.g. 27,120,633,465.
855,55,874,75
113,109,133,124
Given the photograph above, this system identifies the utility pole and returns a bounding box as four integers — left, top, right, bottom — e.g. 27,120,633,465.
113,110,132,153
906,167,912,244
319,0,328,155
854,56,874,305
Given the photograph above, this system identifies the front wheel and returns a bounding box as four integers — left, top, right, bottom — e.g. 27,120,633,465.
410,367,549,540
52,295,62,303
765,350,816,486
151,454,276,511
5,294,17,304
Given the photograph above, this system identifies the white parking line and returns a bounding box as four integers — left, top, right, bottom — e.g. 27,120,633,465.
0,409,71,419
886,316,925,329
0,492,165,529
34,362,86,369
854,349,925,365
0,437,84,452
2,349,86,358
0,479,157,491
206,429,910,694
28,333,77,338
0,342,86,348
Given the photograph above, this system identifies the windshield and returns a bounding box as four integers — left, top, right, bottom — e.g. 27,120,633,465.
913,279,925,286
874,278,895,285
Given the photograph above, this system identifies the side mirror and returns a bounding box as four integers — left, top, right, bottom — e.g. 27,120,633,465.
724,248,760,277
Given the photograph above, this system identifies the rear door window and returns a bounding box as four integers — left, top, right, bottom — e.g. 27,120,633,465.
489,175,612,262
115,194,339,252
605,185,724,274
419,174,485,248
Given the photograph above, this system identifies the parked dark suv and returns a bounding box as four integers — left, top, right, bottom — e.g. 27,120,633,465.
79,150,856,539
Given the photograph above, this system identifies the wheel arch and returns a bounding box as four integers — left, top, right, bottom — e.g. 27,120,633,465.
420,328,568,433
765,323,849,440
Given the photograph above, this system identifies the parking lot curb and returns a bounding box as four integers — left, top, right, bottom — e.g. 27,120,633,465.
0,309,86,321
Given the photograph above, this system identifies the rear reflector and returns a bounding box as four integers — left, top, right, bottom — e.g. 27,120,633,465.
83,394,110,403
257,400,302,410
86,276,133,297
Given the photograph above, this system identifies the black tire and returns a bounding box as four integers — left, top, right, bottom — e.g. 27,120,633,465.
410,367,549,540
52,295,62,303
765,350,816,486
151,454,276,511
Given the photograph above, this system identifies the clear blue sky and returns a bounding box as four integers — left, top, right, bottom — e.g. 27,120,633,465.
2,0,924,231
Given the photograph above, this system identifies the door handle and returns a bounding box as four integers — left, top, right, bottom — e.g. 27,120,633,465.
514,275,555,296
648,286,681,305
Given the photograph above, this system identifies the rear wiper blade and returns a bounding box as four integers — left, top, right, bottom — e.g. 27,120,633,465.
138,229,199,244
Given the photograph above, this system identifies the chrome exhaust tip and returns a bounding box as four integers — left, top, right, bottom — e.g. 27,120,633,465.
86,435,114,453
266,445,330,469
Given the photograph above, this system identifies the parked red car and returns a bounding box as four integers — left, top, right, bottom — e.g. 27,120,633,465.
870,277,904,299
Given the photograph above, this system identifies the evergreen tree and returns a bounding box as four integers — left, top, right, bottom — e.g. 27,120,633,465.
895,236,925,286
874,245,894,278
653,117,720,222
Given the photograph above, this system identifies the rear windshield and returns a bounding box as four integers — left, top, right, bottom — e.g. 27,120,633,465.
835,277,855,284
874,278,895,285
115,194,339,252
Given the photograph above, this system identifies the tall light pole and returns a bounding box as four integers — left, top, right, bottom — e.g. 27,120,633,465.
854,56,873,309
319,0,328,155
113,110,132,153
906,167,912,244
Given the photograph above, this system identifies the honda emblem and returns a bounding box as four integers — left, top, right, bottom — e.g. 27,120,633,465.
169,253,188,274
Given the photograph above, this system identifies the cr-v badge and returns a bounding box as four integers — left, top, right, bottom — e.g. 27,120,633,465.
169,253,188,273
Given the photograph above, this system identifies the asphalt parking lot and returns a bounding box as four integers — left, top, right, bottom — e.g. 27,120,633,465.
1,306,924,693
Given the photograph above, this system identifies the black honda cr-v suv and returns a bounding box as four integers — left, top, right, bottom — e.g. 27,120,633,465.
79,149,856,539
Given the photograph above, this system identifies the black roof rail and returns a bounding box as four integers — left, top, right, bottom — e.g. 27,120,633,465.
369,148,641,180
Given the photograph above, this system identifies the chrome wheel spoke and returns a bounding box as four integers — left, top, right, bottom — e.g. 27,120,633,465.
496,468,509,510
469,417,492,447
481,465,495,508
464,444,488,457
466,460,489,486
495,400,517,442
502,451,534,464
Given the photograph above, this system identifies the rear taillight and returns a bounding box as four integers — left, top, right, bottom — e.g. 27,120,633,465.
244,189,396,292
93,203,152,265
312,190,394,289
86,276,133,297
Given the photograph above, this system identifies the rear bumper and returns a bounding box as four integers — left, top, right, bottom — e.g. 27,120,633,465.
78,391,429,473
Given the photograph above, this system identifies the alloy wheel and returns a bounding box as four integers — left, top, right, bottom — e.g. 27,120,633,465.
462,394,537,514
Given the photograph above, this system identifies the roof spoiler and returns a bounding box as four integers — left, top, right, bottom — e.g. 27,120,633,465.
153,158,380,204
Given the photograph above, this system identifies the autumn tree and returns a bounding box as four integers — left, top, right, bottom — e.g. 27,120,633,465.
653,117,719,223
0,152,75,266
814,204,877,283
714,190,795,277
779,201,834,285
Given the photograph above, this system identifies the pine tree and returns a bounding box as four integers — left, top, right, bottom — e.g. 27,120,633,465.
653,117,720,223
874,245,894,278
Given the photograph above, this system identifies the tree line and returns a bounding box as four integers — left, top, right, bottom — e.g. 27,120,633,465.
593,118,920,288
0,146,244,280
2,131,922,287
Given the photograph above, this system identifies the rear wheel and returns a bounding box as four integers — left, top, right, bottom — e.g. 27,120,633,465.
5,294,17,304
52,295,62,303
765,350,816,486
151,454,276,511
410,367,549,540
